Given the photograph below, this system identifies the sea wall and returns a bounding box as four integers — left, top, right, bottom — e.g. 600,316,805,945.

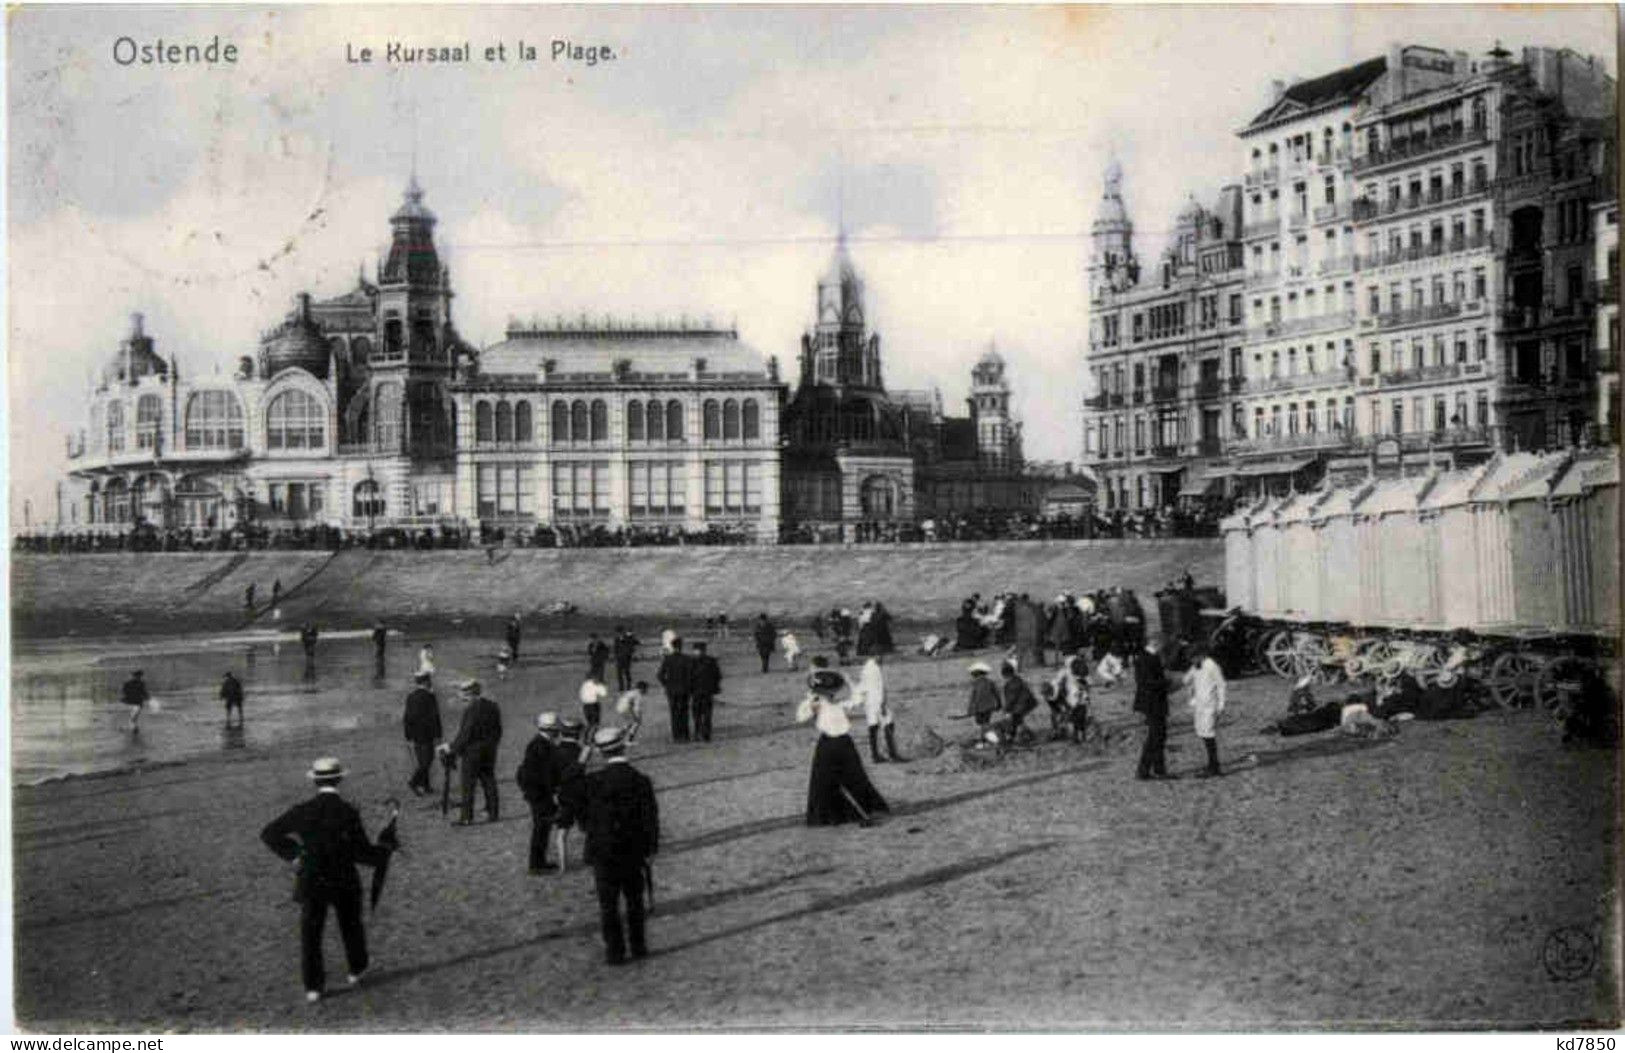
11,539,1224,638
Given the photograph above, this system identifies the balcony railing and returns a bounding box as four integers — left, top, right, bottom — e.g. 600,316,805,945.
1230,430,1357,455
1244,167,1279,189
1197,437,1223,457
1353,125,1488,173
1249,368,1355,395
1312,201,1350,224
1377,362,1462,387
1243,217,1282,239
1084,394,1110,410
1151,444,1180,460
1245,269,1282,288
1132,389,1147,406
1152,382,1181,403
1317,254,1353,276
1108,393,1125,408
1249,309,1357,341
1376,301,1462,331
1286,210,1310,230
1195,378,1224,400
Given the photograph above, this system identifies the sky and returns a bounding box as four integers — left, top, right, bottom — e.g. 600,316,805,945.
6,3,1616,527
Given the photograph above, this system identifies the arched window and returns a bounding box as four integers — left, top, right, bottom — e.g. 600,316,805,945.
515,402,533,443
475,400,494,443
647,401,664,442
742,399,760,440
723,399,741,440
373,383,403,448
266,389,325,450
703,399,721,440
86,482,100,524
551,400,569,444
570,401,588,444
351,336,373,362
135,394,163,450
353,479,386,520
185,390,245,449
590,400,608,442
627,400,645,441
104,477,130,523
495,401,514,443
106,400,126,453
667,400,684,441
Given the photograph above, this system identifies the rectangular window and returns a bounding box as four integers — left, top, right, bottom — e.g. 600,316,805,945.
477,464,497,519
745,463,762,512
552,464,573,513
1476,329,1489,361
629,462,649,513
705,462,724,513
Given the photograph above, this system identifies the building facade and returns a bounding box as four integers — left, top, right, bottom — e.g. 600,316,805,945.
450,321,784,541
1595,199,1619,438
62,180,786,540
1082,161,1246,511
1082,43,1617,507
781,237,1036,537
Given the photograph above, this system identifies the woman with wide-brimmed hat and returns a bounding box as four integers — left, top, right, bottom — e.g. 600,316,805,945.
797,658,889,827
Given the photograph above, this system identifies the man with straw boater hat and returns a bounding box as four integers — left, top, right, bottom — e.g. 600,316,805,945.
516,712,565,874
260,757,393,1004
570,725,659,965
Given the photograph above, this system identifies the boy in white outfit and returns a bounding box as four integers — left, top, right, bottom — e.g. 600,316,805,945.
1184,644,1227,777
856,656,902,763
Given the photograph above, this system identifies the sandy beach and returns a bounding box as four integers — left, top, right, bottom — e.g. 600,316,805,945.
12,625,1618,1032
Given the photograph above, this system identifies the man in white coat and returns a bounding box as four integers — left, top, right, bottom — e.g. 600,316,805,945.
1184,643,1227,777
855,656,903,763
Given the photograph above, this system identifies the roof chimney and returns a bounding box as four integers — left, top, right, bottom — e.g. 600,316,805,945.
1270,78,1287,101
130,313,145,338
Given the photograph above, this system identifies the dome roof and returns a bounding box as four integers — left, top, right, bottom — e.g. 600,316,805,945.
103,313,169,386
1176,195,1204,225
1092,160,1130,232
977,345,1005,367
261,293,331,379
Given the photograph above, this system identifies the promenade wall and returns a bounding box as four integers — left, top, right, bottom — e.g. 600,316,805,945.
11,539,1224,638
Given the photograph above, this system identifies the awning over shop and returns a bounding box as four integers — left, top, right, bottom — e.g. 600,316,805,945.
1231,456,1317,478
1177,467,1232,497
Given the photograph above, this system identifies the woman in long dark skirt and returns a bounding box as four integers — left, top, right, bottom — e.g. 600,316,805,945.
797,660,889,826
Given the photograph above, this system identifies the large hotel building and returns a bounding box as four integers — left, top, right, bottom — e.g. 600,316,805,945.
1084,43,1617,509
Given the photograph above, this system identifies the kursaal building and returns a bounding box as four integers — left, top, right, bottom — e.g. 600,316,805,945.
60,180,1036,542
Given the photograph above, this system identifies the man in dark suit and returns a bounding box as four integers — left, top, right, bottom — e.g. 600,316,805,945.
402,672,442,796
570,727,659,965
1133,639,1175,780
689,641,723,743
656,638,692,742
260,756,392,1003
587,633,611,683
505,614,524,663
220,671,245,727
752,614,777,674
516,712,564,874
612,626,640,692
443,679,502,824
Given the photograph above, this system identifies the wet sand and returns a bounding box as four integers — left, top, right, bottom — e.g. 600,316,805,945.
12,631,1619,1031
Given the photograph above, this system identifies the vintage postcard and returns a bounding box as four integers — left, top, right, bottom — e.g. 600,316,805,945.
6,2,1620,1034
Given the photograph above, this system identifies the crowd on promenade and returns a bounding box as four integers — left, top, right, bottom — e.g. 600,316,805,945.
14,501,1235,555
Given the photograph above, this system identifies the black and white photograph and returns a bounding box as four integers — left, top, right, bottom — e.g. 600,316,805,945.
4,2,1620,1035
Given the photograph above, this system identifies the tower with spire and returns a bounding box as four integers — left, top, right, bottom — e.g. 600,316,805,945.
803,229,884,389
1088,158,1138,300
969,342,1021,471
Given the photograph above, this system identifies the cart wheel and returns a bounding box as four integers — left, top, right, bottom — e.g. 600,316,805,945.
1489,651,1543,709
1263,629,1299,679
1412,645,1448,688
1295,633,1338,684
1536,655,1592,720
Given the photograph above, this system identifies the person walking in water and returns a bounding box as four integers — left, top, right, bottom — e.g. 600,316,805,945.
371,621,389,680
120,670,151,732
220,671,245,727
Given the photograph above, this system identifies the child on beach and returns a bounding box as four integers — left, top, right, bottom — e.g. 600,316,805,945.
616,681,647,743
